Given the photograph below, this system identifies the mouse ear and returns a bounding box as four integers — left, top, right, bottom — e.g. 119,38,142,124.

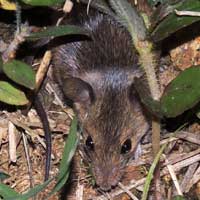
62,77,94,105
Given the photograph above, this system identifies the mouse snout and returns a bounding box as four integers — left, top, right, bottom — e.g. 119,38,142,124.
94,164,122,191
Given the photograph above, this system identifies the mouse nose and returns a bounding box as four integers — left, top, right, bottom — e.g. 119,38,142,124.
94,165,122,191
97,182,112,191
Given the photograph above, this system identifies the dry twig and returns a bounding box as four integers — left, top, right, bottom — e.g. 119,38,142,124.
8,121,17,163
118,182,139,200
180,162,198,192
35,51,52,92
22,132,35,189
163,154,183,196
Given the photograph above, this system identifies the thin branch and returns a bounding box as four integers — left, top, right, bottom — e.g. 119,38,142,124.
22,132,35,190
2,23,30,62
180,162,198,192
163,154,183,196
118,182,139,200
9,118,46,148
35,50,52,92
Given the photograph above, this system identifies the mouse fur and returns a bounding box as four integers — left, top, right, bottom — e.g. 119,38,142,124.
52,4,149,191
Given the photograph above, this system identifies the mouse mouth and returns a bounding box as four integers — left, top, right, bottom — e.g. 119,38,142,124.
93,164,124,191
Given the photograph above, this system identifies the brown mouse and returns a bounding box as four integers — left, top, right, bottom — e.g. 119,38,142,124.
52,4,149,191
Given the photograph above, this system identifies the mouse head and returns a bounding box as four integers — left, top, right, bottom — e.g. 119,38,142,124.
62,74,149,191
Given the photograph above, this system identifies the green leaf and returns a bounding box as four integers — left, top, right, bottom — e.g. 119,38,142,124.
0,172,10,181
27,25,89,40
142,143,167,200
49,116,79,196
172,196,187,200
49,172,70,198
20,0,64,6
6,178,54,200
3,60,35,90
80,0,115,17
151,0,200,42
0,81,29,105
150,0,181,28
58,116,78,180
160,66,200,118
0,184,18,198
0,57,3,73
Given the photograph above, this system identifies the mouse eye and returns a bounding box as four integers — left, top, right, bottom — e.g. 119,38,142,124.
85,136,94,151
121,139,132,154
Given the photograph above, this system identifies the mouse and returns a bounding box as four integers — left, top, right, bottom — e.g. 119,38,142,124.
52,3,149,191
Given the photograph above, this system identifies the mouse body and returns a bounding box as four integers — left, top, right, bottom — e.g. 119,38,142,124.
52,4,149,191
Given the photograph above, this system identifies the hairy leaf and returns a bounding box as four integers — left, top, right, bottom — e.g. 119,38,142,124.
109,0,147,42
134,77,162,118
